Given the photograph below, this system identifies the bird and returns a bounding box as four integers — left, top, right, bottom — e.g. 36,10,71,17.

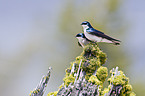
75,33,91,48
81,21,121,45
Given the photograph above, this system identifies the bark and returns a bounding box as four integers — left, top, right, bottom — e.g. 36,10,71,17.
30,67,52,96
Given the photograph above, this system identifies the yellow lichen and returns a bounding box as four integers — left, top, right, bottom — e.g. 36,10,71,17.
98,51,107,65
29,89,40,96
96,66,108,82
129,92,136,96
108,71,129,86
89,58,99,66
107,69,136,95
29,91,33,96
63,74,75,87
50,43,136,96
125,84,132,91
47,91,58,96
88,75,102,85
125,84,133,95
59,84,64,89
102,88,109,95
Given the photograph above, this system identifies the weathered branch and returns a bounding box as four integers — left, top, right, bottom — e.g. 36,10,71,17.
29,67,52,96
107,67,122,96
56,44,107,96
30,43,135,96
57,59,100,96
49,43,135,96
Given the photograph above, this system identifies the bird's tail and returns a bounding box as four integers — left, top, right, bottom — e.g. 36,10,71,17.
100,38,121,45
112,40,121,45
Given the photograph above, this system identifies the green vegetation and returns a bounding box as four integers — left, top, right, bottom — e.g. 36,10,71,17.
47,43,135,95
47,91,58,96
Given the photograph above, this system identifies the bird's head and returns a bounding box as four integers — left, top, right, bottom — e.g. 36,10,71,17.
75,33,86,38
81,21,92,29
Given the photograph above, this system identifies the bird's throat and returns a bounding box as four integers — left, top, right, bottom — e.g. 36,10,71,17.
82,25,89,30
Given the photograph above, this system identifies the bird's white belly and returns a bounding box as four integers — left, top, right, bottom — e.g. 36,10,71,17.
84,31,102,42
79,38,89,45
84,31,113,43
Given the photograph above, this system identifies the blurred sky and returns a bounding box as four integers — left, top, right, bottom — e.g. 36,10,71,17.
0,0,145,96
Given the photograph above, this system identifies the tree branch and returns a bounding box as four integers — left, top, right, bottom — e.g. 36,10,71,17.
30,67,52,96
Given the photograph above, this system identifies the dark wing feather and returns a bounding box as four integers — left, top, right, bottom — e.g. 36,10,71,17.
87,28,121,42
78,42,82,47
85,37,93,42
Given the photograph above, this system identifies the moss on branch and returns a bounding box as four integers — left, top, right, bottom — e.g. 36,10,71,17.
45,43,135,96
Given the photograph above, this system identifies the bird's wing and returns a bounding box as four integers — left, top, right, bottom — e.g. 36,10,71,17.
78,42,82,47
85,37,93,42
87,28,121,42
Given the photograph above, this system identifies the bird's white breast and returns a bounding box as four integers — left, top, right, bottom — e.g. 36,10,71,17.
84,30,102,42
77,37,89,47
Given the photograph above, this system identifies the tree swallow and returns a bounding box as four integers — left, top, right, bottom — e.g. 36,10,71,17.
81,21,121,45
75,33,90,48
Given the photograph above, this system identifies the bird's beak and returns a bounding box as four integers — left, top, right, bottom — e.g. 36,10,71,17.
81,23,83,25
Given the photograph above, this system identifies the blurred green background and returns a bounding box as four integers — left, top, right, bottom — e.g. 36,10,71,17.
0,0,145,96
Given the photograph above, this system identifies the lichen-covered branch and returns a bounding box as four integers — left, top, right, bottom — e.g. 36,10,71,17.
102,67,136,96
47,43,135,96
29,67,52,96
28,42,136,96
